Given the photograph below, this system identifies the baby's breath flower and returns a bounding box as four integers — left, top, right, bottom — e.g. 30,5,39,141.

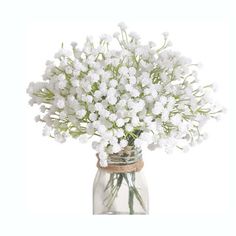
118,22,127,31
120,139,128,148
54,131,66,143
71,41,77,48
134,138,143,148
27,23,224,166
79,134,89,143
56,98,65,109
35,115,41,122
129,32,140,41
100,34,112,43
116,118,125,127
42,125,51,136
40,105,46,113
113,32,120,39
162,32,169,39
152,102,164,115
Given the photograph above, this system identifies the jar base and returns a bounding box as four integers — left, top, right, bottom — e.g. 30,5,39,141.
94,211,148,215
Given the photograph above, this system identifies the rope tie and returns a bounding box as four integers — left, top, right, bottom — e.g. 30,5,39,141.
96,146,144,173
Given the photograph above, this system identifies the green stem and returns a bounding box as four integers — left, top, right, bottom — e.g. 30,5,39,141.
104,170,146,214
129,188,134,214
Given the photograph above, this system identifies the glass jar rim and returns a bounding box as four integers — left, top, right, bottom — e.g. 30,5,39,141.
107,146,142,165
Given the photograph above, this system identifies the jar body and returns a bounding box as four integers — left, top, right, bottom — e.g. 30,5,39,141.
93,169,149,214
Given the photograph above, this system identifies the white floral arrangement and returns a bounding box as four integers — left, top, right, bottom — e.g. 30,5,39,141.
27,22,224,167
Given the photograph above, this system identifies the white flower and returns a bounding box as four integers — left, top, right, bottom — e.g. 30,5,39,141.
109,113,117,122
97,125,107,134
102,130,113,139
129,67,136,76
74,61,87,72
107,96,117,105
65,66,72,74
71,78,79,87
202,133,208,140
148,41,156,48
54,48,72,59
211,83,218,92
100,34,112,43
90,73,100,83
163,32,169,39
54,132,66,143
89,113,98,121
86,124,94,135
131,116,140,126
125,123,133,132
40,105,46,113
99,159,108,167
56,98,65,109
95,103,103,111
113,32,120,39
147,143,158,151
110,79,118,87
165,146,173,154
130,89,140,97
134,138,143,147
99,82,107,95
112,143,122,153
119,66,129,75
160,73,168,81
42,125,51,136
98,149,107,160
79,134,89,143
86,95,93,103
109,136,118,145
117,99,127,107
129,32,140,40
160,96,168,105
118,22,127,31
59,111,67,119
166,41,172,47
129,76,137,85
161,109,169,122
71,41,77,48
116,118,125,127
92,141,99,150
28,98,35,106
125,84,133,92
136,100,145,112
99,109,110,118
120,139,128,148
57,74,67,89
182,145,189,153
140,132,153,144
27,22,224,164
171,114,182,126
76,109,86,118
94,90,102,99
115,129,124,138
152,102,164,115
141,77,151,86
35,115,41,122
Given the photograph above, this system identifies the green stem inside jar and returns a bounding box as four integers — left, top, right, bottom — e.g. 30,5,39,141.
104,172,146,214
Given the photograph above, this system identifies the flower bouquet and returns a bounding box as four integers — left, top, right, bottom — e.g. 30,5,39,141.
27,22,224,214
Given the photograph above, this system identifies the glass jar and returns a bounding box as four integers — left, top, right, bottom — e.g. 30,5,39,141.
93,147,149,215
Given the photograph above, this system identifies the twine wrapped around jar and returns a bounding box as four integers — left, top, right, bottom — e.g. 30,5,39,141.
96,146,144,173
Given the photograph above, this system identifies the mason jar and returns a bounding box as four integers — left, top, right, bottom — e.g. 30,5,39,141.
93,146,149,215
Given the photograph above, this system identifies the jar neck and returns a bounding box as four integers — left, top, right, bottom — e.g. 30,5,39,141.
107,146,142,166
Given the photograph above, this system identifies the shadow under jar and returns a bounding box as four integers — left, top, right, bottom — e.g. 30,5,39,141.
93,146,149,215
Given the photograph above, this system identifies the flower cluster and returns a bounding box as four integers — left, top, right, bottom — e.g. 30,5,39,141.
27,22,224,167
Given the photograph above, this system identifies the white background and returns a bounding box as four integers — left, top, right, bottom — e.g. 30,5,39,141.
0,0,235,236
